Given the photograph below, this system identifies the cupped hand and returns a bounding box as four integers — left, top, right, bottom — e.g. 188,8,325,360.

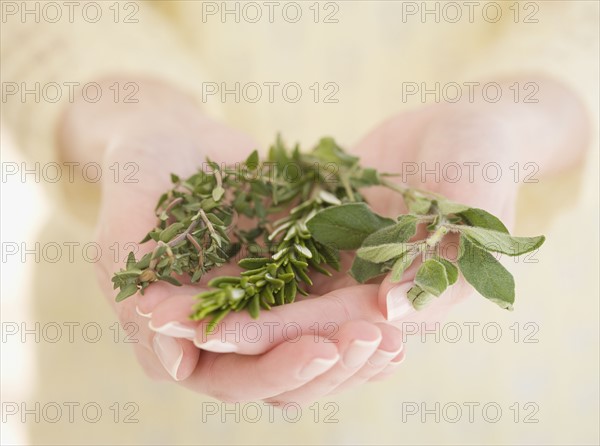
97,101,519,406
90,93,404,404
179,104,520,404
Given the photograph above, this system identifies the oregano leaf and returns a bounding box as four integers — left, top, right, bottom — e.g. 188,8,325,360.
406,195,432,214
458,208,509,233
435,257,459,285
357,243,414,264
414,259,449,296
407,285,435,310
349,257,387,283
390,250,419,282
307,203,394,250
362,215,418,247
436,199,470,215
457,236,515,310
456,225,545,256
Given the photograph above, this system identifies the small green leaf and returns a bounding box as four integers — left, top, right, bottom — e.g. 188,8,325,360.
159,275,182,286
390,250,418,282
435,258,459,285
116,284,138,302
357,243,414,264
114,269,143,280
414,259,449,297
205,308,231,334
361,215,418,247
349,257,387,283
350,168,380,188
245,150,259,169
457,236,515,310
350,214,419,282
126,252,137,268
458,208,509,233
406,195,432,214
436,199,470,215
457,225,545,256
407,285,435,310
249,294,260,318
212,186,225,202
311,137,359,167
307,203,394,250
159,222,185,242
238,257,270,269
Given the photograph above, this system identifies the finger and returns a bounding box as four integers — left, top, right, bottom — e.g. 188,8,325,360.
264,320,382,406
193,285,385,355
368,350,406,382
377,230,472,323
378,273,474,325
327,322,404,395
149,295,199,339
151,334,200,381
136,283,201,318
182,335,340,402
97,263,201,381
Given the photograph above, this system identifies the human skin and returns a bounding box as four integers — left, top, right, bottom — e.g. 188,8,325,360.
59,76,588,404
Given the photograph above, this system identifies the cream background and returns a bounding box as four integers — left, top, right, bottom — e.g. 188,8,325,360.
1,1,598,444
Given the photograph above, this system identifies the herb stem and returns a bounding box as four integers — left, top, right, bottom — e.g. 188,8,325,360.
199,209,216,235
168,218,199,247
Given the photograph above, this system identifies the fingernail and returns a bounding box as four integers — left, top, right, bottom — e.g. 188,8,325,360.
149,321,196,339
342,339,381,368
390,350,406,365
152,333,183,381
135,306,152,318
386,283,415,321
298,355,339,380
194,338,238,353
368,345,404,367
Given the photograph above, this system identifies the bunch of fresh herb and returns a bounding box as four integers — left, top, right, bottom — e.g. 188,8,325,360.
112,136,545,329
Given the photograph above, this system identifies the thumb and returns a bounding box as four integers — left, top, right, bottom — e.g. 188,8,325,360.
377,262,420,323
377,255,465,324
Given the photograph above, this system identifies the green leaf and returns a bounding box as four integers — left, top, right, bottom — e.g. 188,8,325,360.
238,257,270,269
350,214,419,282
407,285,435,310
159,222,185,242
311,137,359,167
436,199,470,215
414,259,449,297
458,208,509,233
350,168,381,188
435,257,459,285
357,243,415,264
307,203,394,250
406,195,432,214
457,236,515,310
456,225,545,256
349,257,387,283
159,275,182,286
212,186,225,202
362,215,418,247
390,250,418,282
249,294,260,318
245,150,259,169
116,283,138,302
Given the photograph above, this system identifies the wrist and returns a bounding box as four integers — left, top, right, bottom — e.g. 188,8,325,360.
57,77,202,166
